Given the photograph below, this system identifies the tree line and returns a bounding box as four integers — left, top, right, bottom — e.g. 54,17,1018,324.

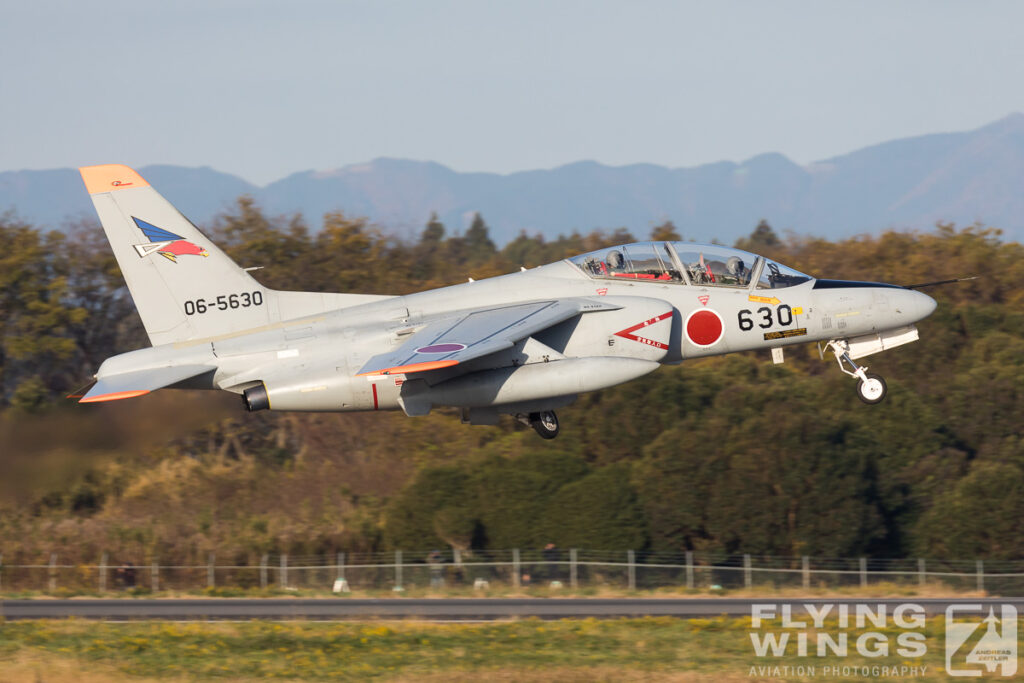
0,200,1021,567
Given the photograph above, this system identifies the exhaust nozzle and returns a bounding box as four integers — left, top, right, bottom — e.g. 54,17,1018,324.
242,383,270,412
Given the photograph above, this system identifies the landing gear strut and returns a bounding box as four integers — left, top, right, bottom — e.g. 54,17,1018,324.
518,410,559,439
824,340,888,404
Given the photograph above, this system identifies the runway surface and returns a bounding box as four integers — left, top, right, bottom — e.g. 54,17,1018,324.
3,597,1022,621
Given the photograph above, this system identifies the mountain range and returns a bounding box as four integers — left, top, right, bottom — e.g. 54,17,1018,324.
3,114,1023,245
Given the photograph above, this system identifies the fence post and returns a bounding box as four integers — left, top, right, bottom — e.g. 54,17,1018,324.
685,551,694,589
918,558,925,587
280,554,288,589
260,554,268,589
977,560,984,593
99,552,108,593
627,550,636,591
336,552,345,580
49,553,57,592
151,560,159,592
743,554,752,589
207,553,215,589
395,550,403,590
513,549,521,589
859,557,867,588
802,556,809,590
570,548,578,589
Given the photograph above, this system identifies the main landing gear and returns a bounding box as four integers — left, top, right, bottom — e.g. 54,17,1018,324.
824,340,888,404
517,410,560,439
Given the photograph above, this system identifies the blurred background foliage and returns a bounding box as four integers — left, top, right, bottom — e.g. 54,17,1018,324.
0,201,1021,566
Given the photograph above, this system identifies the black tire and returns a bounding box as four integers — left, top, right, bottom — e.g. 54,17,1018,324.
856,373,887,404
529,411,559,439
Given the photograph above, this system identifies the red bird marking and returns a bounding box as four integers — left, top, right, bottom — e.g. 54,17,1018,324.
159,240,209,262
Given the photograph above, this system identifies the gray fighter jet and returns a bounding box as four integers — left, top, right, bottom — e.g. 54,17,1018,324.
74,164,937,438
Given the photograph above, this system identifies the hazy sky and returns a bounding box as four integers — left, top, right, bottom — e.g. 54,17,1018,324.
3,1,1023,185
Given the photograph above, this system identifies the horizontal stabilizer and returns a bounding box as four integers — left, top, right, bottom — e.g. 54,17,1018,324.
79,365,215,403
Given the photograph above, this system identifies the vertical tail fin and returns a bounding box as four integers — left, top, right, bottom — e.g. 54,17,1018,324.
81,164,272,345
81,164,396,346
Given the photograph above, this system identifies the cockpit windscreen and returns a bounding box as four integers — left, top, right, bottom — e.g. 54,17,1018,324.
757,261,811,289
669,243,758,288
570,242,683,282
568,241,812,290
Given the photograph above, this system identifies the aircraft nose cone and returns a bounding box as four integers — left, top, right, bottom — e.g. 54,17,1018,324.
896,289,937,323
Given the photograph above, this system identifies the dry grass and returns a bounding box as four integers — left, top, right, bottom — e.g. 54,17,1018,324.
0,650,169,683
381,669,754,682
0,617,965,682
0,653,755,683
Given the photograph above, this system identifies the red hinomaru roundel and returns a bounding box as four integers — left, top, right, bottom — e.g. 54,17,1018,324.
685,308,724,347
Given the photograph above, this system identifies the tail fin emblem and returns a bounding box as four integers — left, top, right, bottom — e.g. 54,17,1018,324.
131,217,209,263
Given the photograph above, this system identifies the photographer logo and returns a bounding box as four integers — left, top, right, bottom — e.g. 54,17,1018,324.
945,605,1016,677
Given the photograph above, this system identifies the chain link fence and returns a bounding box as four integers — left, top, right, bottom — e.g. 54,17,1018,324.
2,549,1020,594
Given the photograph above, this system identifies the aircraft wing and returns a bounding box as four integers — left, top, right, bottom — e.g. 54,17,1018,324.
78,364,215,403
356,298,617,376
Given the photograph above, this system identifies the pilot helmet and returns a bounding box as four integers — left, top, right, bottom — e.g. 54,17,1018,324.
726,256,745,276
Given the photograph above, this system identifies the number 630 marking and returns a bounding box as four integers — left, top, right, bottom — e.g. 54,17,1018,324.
738,305,793,331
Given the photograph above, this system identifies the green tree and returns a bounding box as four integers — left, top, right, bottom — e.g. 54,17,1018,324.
470,452,589,548
463,212,497,264
633,358,887,556
213,196,313,290
650,220,681,241
309,211,389,293
543,463,647,549
410,213,447,281
384,465,477,550
501,231,549,269
913,462,1024,559
0,217,86,409
734,219,782,254
421,212,445,244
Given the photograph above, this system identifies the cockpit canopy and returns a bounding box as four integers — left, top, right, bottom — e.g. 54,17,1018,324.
568,241,811,289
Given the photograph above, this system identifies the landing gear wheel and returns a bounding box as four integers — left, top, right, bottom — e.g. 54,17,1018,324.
856,373,887,404
529,411,559,439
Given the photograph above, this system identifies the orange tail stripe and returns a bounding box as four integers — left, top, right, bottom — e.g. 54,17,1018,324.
79,164,151,195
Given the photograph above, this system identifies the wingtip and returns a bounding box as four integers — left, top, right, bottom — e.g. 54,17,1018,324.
79,164,150,195
78,389,151,403
67,380,97,399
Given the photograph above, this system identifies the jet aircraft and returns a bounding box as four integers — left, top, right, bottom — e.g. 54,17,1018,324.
73,164,937,438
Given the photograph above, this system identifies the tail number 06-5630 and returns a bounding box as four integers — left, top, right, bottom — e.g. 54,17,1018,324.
184,291,264,315
738,305,793,331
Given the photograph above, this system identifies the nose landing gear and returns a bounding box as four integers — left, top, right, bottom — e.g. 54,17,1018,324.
824,339,889,404
517,410,560,438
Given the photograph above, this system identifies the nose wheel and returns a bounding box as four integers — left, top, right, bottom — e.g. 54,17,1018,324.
519,410,559,439
856,373,887,404
825,340,889,404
